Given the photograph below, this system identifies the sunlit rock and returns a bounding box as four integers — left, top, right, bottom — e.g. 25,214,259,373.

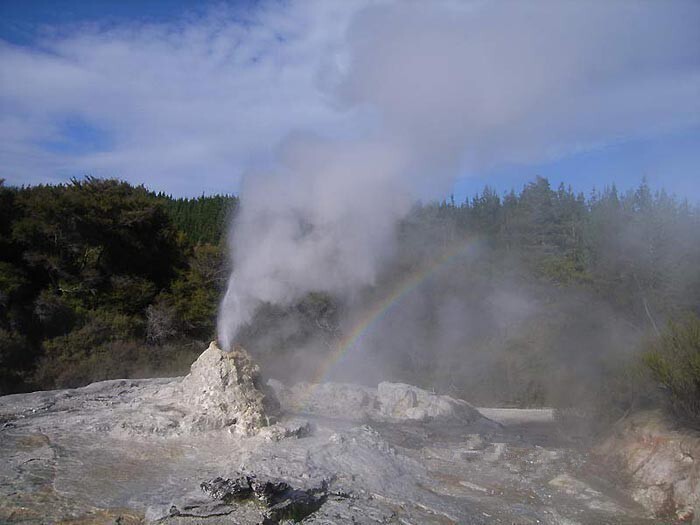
376,381,484,423
0,344,661,524
177,341,279,435
105,341,279,437
268,378,493,426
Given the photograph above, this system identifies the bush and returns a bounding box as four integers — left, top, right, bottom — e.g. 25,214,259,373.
105,275,157,314
33,290,77,338
643,314,700,427
35,310,144,388
0,329,31,393
146,301,178,344
161,243,225,339
36,339,202,388
588,357,659,429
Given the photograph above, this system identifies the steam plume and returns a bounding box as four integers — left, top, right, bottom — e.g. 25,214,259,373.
217,0,700,350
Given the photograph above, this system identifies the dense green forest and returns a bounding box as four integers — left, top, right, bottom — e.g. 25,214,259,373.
1,176,698,426
0,178,235,393
158,193,237,245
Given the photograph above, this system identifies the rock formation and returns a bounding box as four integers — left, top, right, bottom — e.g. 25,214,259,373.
0,341,668,524
197,474,331,523
176,341,279,435
268,378,493,427
376,381,482,422
595,410,700,522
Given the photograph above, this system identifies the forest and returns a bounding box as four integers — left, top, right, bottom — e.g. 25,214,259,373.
0,176,698,428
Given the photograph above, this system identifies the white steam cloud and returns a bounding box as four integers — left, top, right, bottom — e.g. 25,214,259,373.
217,0,700,349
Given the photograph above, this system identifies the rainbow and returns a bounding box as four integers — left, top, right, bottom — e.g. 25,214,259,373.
308,237,480,386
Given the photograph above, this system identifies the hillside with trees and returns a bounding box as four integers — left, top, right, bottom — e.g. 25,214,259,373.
1,176,698,427
0,178,233,393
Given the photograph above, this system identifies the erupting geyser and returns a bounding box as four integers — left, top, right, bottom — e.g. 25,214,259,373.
176,340,280,434
214,0,700,358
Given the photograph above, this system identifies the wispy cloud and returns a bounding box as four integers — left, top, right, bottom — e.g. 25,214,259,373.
1,0,698,196
216,0,700,347
0,1,362,194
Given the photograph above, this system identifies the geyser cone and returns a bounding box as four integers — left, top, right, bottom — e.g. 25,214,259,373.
178,341,280,435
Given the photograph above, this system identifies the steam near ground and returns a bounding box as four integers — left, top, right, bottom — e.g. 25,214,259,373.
217,1,700,406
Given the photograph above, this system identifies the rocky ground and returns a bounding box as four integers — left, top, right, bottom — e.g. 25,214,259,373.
595,410,699,522
0,343,692,524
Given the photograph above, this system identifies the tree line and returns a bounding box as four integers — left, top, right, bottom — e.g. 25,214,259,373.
426,176,699,323
398,178,700,424
0,176,698,426
0,178,234,393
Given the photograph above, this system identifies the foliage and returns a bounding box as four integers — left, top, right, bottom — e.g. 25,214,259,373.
159,193,237,244
0,328,30,393
1,173,698,432
643,315,700,427
166,243,226,337
36,309,143,387
0,178,214,392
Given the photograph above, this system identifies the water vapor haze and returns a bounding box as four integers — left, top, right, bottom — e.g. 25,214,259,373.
218,0,700,350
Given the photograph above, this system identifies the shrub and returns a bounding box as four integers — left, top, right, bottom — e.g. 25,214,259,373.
37,333,204,388
35,310,144,388
588,357,659,429
0,329,30,393
33,290,77,338
105,275,157,314
160,243,224,339
643,314,700,427
146,301,178,344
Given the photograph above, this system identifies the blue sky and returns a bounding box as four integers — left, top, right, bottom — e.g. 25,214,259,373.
1,0,698,201
0,0,210,44
456,126,700,202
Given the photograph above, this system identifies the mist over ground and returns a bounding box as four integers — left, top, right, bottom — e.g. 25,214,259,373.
218,0,700,416
236,178,699,422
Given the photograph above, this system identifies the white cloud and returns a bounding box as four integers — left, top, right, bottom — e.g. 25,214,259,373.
339,0,700,180
0,0,698,197
0,1,364,194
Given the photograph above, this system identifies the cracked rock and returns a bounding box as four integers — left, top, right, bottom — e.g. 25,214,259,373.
200,474,331,523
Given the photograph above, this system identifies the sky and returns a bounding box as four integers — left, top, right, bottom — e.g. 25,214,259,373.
1,0,699,201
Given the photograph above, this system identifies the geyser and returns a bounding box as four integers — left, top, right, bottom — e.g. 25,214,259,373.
177,341,280,434
215,0,700,351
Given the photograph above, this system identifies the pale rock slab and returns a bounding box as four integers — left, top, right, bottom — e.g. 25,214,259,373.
268,378,496,427
176,341,279,435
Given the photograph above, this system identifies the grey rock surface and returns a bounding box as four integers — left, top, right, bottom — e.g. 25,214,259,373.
0,346,662,524
595,410,700,522
176,341,279,435
268,379,493,428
